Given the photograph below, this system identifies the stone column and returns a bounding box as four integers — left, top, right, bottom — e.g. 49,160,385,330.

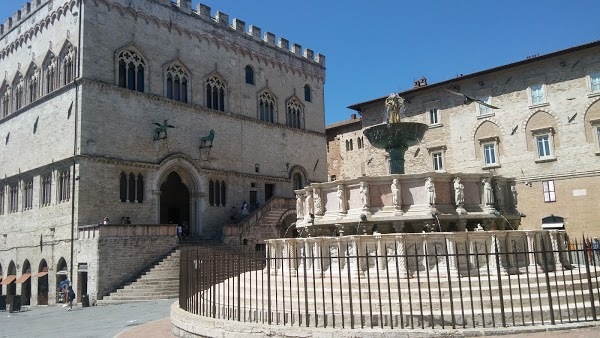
550,231,563,271
347,236,361,274
446,235,459,276
376,234,386,271
394,235,409,278
311,238,323,277
488,234,498,274
505,234,520,274
525,231,539,272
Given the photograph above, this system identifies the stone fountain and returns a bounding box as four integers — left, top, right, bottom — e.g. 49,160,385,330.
362,93,428,174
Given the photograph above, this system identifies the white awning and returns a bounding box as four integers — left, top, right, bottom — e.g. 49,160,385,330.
542,223,564,229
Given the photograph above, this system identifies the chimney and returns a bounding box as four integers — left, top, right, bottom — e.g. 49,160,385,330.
351,114,357,120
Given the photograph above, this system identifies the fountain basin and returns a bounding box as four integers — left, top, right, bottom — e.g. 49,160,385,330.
363,122,428,150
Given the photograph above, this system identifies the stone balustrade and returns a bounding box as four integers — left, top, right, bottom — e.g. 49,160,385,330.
266,230,571,278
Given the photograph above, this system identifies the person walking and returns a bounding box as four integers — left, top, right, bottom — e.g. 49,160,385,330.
67,286,75,311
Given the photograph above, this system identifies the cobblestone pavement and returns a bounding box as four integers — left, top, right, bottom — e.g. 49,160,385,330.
0,299,173,338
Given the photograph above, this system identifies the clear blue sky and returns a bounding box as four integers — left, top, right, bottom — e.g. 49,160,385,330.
2,0,600,125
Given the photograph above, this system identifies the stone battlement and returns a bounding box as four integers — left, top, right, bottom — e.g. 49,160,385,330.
1,0,325,67
0,0,51,37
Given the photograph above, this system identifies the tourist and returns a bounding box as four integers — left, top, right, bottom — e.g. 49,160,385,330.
125,217,131,224
67,286,75,311
593,237,600,262
177,224,183,241
103,217,109,224
242,201,249,217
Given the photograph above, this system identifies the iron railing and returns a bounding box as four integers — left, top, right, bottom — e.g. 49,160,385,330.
180,237,600,330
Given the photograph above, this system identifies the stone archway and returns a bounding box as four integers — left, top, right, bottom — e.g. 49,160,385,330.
153,156,203,238
37,260,49,305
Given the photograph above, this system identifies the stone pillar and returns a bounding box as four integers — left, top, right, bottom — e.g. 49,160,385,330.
488,234,498,274
376,234,386,270
311,238,323,277
550,231,563,271
394,235,408,278
347,236,361,274
446,235,459,276
525,231,538,272
505,234,520,274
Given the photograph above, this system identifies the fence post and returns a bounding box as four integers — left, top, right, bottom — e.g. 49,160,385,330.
583,236,597,320
540,236,555,325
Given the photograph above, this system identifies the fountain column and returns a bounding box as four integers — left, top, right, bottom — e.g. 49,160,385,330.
395,235,409,278
446,235,459,276
549,231,564,271
525,231,539,272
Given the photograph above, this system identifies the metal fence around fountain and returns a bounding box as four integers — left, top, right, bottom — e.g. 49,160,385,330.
180,237,600,330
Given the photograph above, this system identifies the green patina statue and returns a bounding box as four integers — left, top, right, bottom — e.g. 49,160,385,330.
200,129,215,149
153,120,175,141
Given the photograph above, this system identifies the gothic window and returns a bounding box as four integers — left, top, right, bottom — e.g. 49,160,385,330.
293,173,303,190
128,173,136,203
9,183,18,213
13,73,24,111
119,172,127,202
41,174,52,207
245,65,254,85
220,181,226,206
258,91,275,123
118,50,145,92
286,98,303,129
23,178,33,210
304,84,311,102
166,64,188,103
215,181,221,206
1,84,9,118
58,169,70,203
206,76,225,111
137,174,144,203
61,45,76,85
208,180,214,206
26,65,39,104
43,54,57,95
0,185,4,215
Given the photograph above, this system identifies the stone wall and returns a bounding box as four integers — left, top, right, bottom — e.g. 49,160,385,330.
77,224,177,300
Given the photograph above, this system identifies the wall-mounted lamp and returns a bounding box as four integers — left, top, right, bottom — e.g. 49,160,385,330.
478,81,484,86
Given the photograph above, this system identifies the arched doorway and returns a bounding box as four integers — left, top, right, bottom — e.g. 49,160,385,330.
37,260,49,305
2,262,17,309
17,260,31,306
56,258,68,304
160,172,190,236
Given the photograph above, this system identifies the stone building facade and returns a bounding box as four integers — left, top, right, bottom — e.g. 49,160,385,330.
0,0,326,306
328,41,600,237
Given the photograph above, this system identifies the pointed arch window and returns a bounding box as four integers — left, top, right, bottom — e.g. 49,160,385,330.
245,65,254,85
304,84,311,102
41,174,52,207
61,46,76,85
128,173,136,203
220,181,226,206
13,74,24,111
0,184,4,215
206,76,225,112
137,174,144,203
166,64,188,103
215,181,221,206
286,98,303,129
258,91,275,123
118,50,145,92
119,172,127,202
9,182,18,213
43,55,57,95
58,169,70,203
293,173,303,191
26,65,39,104
23,178,33,210
1,85,10,118
208,180,214,206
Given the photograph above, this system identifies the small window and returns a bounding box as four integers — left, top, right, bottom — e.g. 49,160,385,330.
304,84,311,102
477,96,492,116
432,151,444,171
536,134,551,158
429,108,439,125
530,84,545,105
23,179,33,210
58,169,70,203
137,174,144,203
119,172,127,202
483,142,497,166
245,65,254,85
543,180,556,202
128,173,136,203
41,174,52,207
591,72,600,92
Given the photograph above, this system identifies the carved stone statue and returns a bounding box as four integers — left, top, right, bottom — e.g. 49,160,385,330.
494,181,504,207
305,188,314,217
314,188,324,215
391,178,401,207
359,181,369,209
511,184,518,206
425,177,436,205
296,192,304,218
482,178,494,205
385,93,404,124
337,185,346,213
453,177,464,206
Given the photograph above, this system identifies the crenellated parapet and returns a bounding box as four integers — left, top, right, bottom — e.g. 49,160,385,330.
191,3,325,67
0,0,53,37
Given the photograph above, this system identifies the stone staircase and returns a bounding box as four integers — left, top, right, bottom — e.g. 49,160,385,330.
97,249,180,304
